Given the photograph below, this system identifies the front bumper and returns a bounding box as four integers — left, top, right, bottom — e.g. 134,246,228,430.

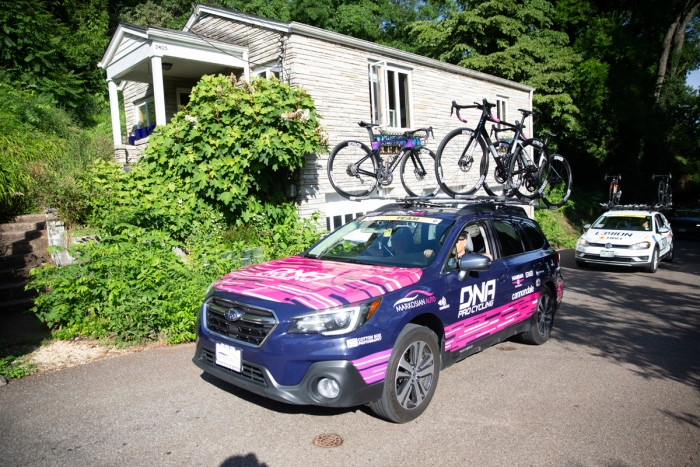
575,246,652,267
193,342,383,407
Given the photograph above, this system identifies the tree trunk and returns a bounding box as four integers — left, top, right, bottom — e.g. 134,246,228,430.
655,0,700,102
668,1,700,79
655,11,681,101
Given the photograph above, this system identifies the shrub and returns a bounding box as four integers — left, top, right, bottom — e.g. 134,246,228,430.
141,74,328,225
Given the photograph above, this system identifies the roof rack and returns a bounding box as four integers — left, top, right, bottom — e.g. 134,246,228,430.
363,194,561,210
601,202,672,211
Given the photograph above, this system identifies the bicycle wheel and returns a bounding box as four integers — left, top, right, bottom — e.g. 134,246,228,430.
327,141,378,199
435,128,488,197
400,147,440,198
657,181,665,205
505,139,547,201
609,182,618,205
540,154,573,208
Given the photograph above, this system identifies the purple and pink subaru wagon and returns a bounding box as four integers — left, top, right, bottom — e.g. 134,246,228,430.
193,201,564,423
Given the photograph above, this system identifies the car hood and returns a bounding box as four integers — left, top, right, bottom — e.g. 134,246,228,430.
213,256,422,310
584,229,653,245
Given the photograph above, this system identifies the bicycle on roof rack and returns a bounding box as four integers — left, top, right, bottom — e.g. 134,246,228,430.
434,98,572,208
327,122,440,200
652,173,672,208
605,174,622,207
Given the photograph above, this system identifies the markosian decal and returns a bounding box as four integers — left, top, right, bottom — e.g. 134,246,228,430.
393,290,436,312
458,279,496,318
512,285,535,300
346,333,382,348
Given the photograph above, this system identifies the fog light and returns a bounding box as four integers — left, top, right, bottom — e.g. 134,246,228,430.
317,378,340,399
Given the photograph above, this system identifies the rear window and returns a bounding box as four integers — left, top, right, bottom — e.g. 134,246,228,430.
518,220,547,251
493,220,525,257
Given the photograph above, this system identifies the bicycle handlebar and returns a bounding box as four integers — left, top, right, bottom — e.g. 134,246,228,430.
652,173,672,180
450,98,499,124
604,174,621,181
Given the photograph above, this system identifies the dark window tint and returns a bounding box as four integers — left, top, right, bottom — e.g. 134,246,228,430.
493,220,525,257
519,220,547,251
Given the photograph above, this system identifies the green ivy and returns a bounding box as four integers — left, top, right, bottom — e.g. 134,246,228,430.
0,355,36,379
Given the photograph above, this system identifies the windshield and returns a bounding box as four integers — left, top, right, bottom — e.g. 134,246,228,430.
592,214,652,231
306,214,454,268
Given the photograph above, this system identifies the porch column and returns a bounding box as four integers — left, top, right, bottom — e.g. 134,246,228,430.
107,79,122,146
150,56,167,126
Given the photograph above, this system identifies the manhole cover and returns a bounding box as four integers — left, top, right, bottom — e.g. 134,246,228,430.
497,345,516,351
312,433,344,448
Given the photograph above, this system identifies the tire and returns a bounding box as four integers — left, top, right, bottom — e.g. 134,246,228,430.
520,287,555,345
400,147,440,198
540,154,573,208
507,139,548,202
663,242,674,263
576,260,588,268
369,324,440,423
435,128,488,197
645,247,659,273
327,141,378,199
658,181,665,206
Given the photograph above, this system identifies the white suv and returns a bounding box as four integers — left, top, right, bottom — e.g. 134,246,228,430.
575,209,673,273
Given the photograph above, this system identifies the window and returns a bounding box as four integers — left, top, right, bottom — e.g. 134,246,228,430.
177,87,192,109
253,63,281,80
493,220,525,257
518,220,547,251
134,97,156,128
368,61,412,128
496,97,508,128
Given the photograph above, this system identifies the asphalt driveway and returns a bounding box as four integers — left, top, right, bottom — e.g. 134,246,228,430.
1,241,699,466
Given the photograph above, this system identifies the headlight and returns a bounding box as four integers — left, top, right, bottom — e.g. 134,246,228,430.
204,280,219,298
577,237,589,246
629,241,652,250
288,298,381,336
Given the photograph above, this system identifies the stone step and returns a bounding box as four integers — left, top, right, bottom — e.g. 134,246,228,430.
0,233,48,256
0,303,51,346
0,267,33,283
0,229,46,243
0,221,46,232
0,281,37,302
0,252,47,270
0,297,36,317
10,214,47,223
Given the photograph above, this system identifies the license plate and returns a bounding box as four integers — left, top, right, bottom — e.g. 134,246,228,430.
679,228,686,232
600,250,615,257
215,343,241,372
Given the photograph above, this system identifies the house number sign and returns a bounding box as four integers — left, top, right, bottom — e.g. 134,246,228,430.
155,44,168,52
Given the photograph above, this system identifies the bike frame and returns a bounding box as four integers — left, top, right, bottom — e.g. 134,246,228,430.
361,124,433,184
451,99,531,189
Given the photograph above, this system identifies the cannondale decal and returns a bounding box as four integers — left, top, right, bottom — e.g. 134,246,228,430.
512,285,535,300
393,290,436,312
458,279,496,318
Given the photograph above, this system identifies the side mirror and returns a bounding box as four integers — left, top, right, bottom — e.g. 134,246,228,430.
582,223,591,234
458,253,491,282
658,226,670,234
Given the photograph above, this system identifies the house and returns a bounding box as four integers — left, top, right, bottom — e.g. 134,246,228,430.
98,4,536,231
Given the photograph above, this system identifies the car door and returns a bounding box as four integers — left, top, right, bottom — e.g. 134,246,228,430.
654,213,671,255
440,220,511,355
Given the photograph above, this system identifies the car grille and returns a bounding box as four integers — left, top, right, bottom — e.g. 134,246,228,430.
205,297,277,347
587,242,631,249
199,348,267,386
581,254,635,262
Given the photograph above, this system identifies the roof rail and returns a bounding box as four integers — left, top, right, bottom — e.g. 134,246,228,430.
368,195,561,210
